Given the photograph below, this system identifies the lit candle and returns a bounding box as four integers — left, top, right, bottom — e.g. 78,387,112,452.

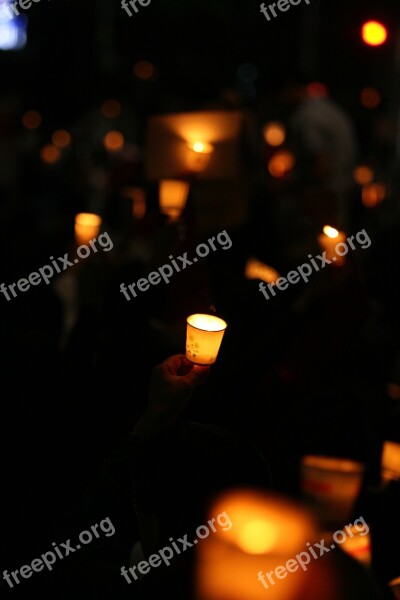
186,141,214,172
381,441,400,486
159,179,190,220
74,213,102,246
389,576,400,599
245,257,279,284
186,313,227,365
317,225,347,265
300,455,365,529
196,490,318,600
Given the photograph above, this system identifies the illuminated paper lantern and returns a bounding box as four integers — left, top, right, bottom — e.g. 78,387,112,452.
196,489,318,600
381,441,400,485
74,213,102,246
159,179,190,220
186,314,227,365
300,456,365,528
317,225,347,265
340,524,371,567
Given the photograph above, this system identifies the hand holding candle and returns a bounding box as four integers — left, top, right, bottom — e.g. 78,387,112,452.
186,313,228,365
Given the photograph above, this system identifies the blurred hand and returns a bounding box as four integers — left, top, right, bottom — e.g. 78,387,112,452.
132,354,209,438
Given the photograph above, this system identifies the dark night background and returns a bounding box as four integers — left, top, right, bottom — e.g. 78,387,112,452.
1,0,400,598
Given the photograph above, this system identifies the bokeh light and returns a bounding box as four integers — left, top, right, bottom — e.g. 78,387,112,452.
22,110,42,130
101,99,122,119
40,144,61,164
361,87,381,109
361,21,388,46
263,122,286,146
353,165,374,185
52,129,71,148
362,183,386,207
134,60,155,80
268,150,295,178
103,130,124,152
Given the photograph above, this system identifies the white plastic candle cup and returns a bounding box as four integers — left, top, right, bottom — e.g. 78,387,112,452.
300,455,365,528
186,313,227,365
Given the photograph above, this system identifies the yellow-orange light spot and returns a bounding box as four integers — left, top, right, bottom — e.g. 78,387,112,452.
263,122,286,146
362,183,386,207
353,165,374,185
236,520,277,554
268,150,295,178
103,130,124,152
323,225,339,238
362,21,388,46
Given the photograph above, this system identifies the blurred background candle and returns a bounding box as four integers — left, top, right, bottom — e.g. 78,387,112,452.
159,179,190,221
389,576,400,599
245,257,280,285
186,141,214,172
340,523,371,567
381,441,400,486
318,225,347,265
74,213,102,246
186,313,227,365
300,455,365,529
196,489,318,600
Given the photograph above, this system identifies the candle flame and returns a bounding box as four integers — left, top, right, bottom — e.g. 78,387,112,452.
189,141,214,154
323,225,340,239
187,314,227,332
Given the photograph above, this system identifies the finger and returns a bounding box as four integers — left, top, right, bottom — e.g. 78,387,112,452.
181,365,210,386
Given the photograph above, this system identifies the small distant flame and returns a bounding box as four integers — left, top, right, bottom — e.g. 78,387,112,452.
323,226,339,239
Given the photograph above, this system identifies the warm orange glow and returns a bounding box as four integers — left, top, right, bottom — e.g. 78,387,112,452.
268,150,295,178
245,258,279,284
362,21,388,46
22,110,42,130
103,130,124,152
189,141,214,154
361,87,381,109
52,129,71,148
301,456,365,527
134,60,155,80
381,441,400,484
159,179,190,220
262,122,286,146
237,520,277,554
186,141,215,172
362,183,386,207
186,314,227,365
40,144,61,164
75,213,102,245
322,225,339,239
196,489,318,600
353,165,374,185
101,100,122,119
389,576,400,599
340,524,371,567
